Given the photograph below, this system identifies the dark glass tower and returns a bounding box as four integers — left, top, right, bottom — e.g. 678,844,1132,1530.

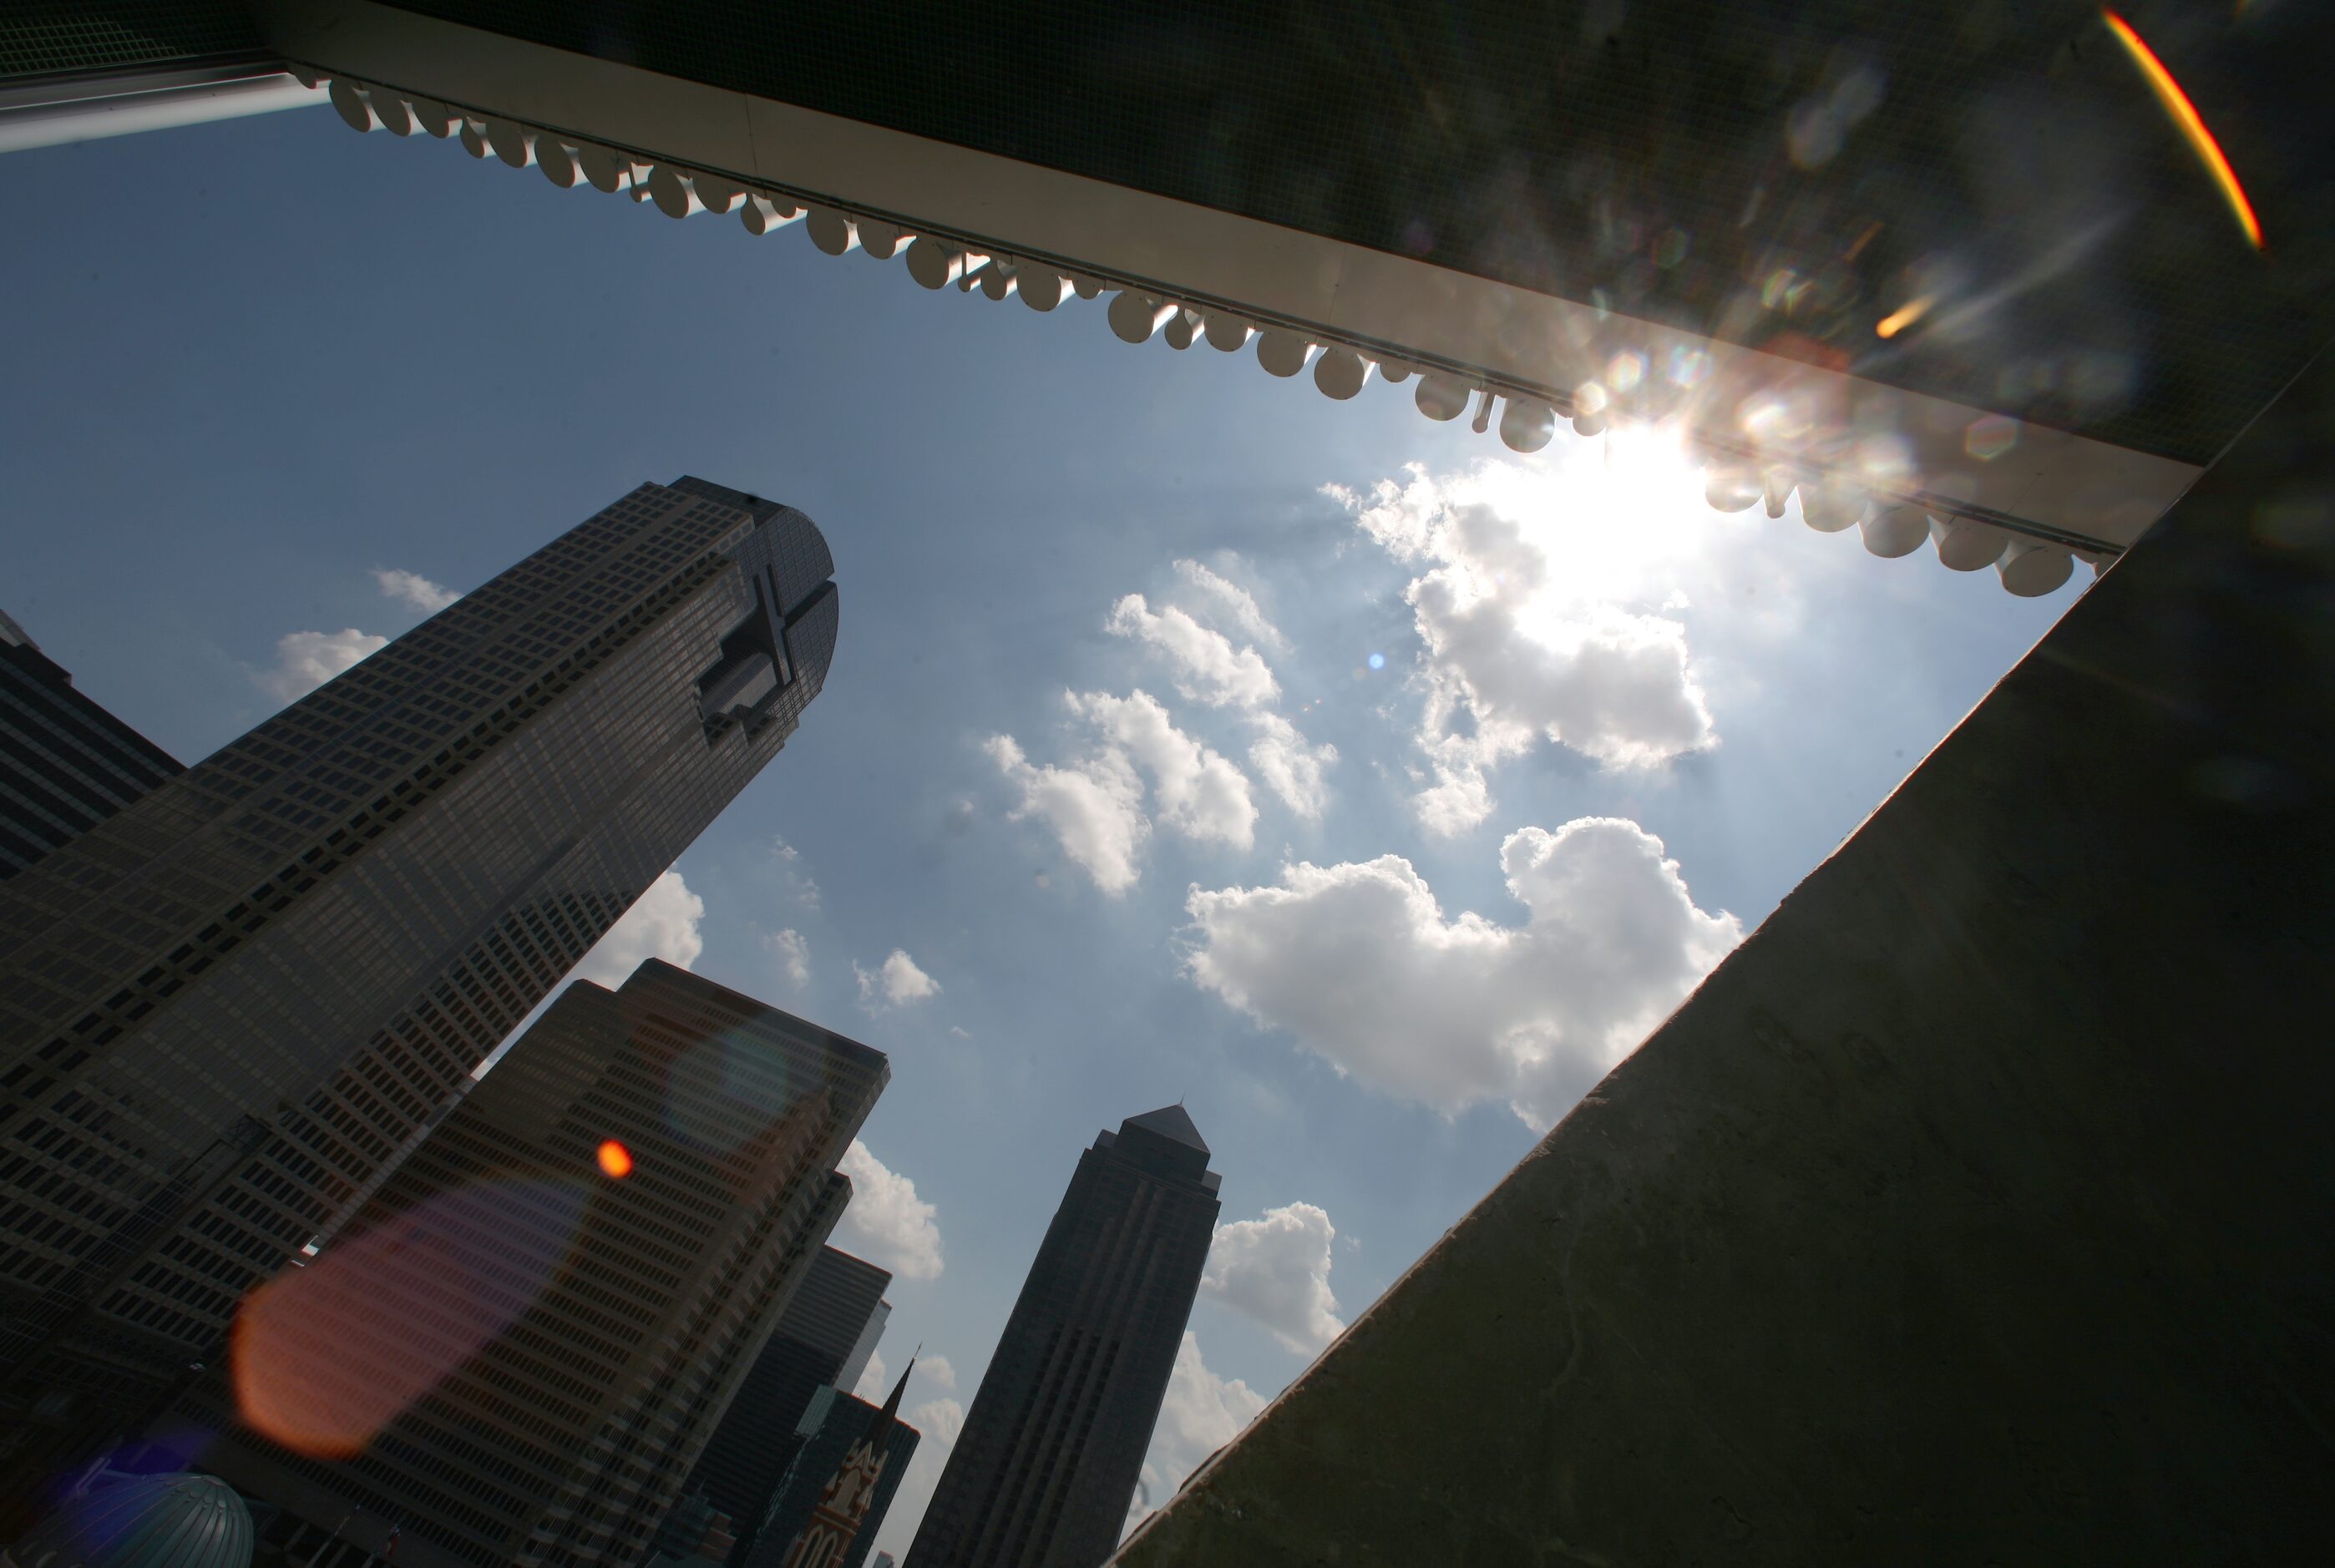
687,1246,893,1565
908,1107,1219,1568
0,609,184,880
193,961,889,1568
0,478,839,1497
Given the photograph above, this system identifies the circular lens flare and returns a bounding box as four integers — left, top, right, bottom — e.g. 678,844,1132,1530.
596,1139,634,1178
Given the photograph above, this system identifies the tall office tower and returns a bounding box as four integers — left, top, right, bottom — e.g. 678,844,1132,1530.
909,1107,1219,1568
0,478,839,1499
686,1247,892,1565
749,1373,919,1568
194,961,890,1568
0,608,184,880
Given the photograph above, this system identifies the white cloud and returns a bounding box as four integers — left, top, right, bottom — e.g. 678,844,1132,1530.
372,568,461,613
1203,1203,1345,1354
987,734,1149,895
1132,1333,1265,1531
869,1386,966,1565
1112,570,1337,821
855,1351,952,1402
1067,691,1255,852
1107,595,1279,710
987,690,1258,892
1244,712,1338,820
1173,559,1286,651
768,837,822,910
838,1141,945,1280
1328,451,1723,834
853,1350,888,1403
1185,818,1741,1128
762,928,810,989
855,948,940,1010
572,871,705,989
910,1395,965,1449
253,628,387,701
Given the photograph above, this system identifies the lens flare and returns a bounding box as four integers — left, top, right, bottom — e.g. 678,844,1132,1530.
2101,10,2263,249
234,1178,588,1457
1875,296,1933,339
597,1138,634,1177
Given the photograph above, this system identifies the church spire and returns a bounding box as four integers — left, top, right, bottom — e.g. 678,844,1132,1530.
869,1350,914,1454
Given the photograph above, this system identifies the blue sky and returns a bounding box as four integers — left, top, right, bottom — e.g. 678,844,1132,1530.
0,104,2074,1555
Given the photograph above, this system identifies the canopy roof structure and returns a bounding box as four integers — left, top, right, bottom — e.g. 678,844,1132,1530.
261,3,2335,590
13,3,2327,592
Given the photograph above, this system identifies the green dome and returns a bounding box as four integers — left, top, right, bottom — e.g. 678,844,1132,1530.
4,1474,253,1568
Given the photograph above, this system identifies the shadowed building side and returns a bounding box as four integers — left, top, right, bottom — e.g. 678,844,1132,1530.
187,963,889,1568
0,609,184,881
909,1107,1218,1568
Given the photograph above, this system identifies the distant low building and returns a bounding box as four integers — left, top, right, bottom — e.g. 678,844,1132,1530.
685,1247,893,1565
747,1370,918,1568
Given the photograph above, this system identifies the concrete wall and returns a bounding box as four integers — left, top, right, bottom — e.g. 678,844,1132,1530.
1113,354,2335,1565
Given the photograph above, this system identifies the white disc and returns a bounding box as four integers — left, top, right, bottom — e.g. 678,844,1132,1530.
1799,483,1867,533
1860,503,1929,558
372,89,415,136
328,79,379,133
575,144,630,192
1019,269,1068,311
692,175,745,215
485,118,535,168
1070,274,1105,300
1998,541,2074,596
980,263,1020,301
1108,292,1174,343
742,195,802,235
408,97,458,137
806,207,859,254
1499,397,1556,451
1929,514,2009,571
1415,372,1471,421
1703,467,1762,513
1203,312,1254,352
1314,347,1373,400
1378,359,1415,384
905,237,965,289
646,164,702,218
538,141,582,188
1256,328,1316,377
857,219,906,258
1571,410,1608,438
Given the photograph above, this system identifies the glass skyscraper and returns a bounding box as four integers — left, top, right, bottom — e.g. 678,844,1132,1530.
0,608,185,881
0,477,838,1499
686,1246,894,1566
908,1106,1219,1568
197,961,889,1568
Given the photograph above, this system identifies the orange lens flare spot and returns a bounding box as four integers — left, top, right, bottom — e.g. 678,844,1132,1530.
596,1139,634,1178
1875,296,1933,339
233,1180,586,1458
2101,10,2263,250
